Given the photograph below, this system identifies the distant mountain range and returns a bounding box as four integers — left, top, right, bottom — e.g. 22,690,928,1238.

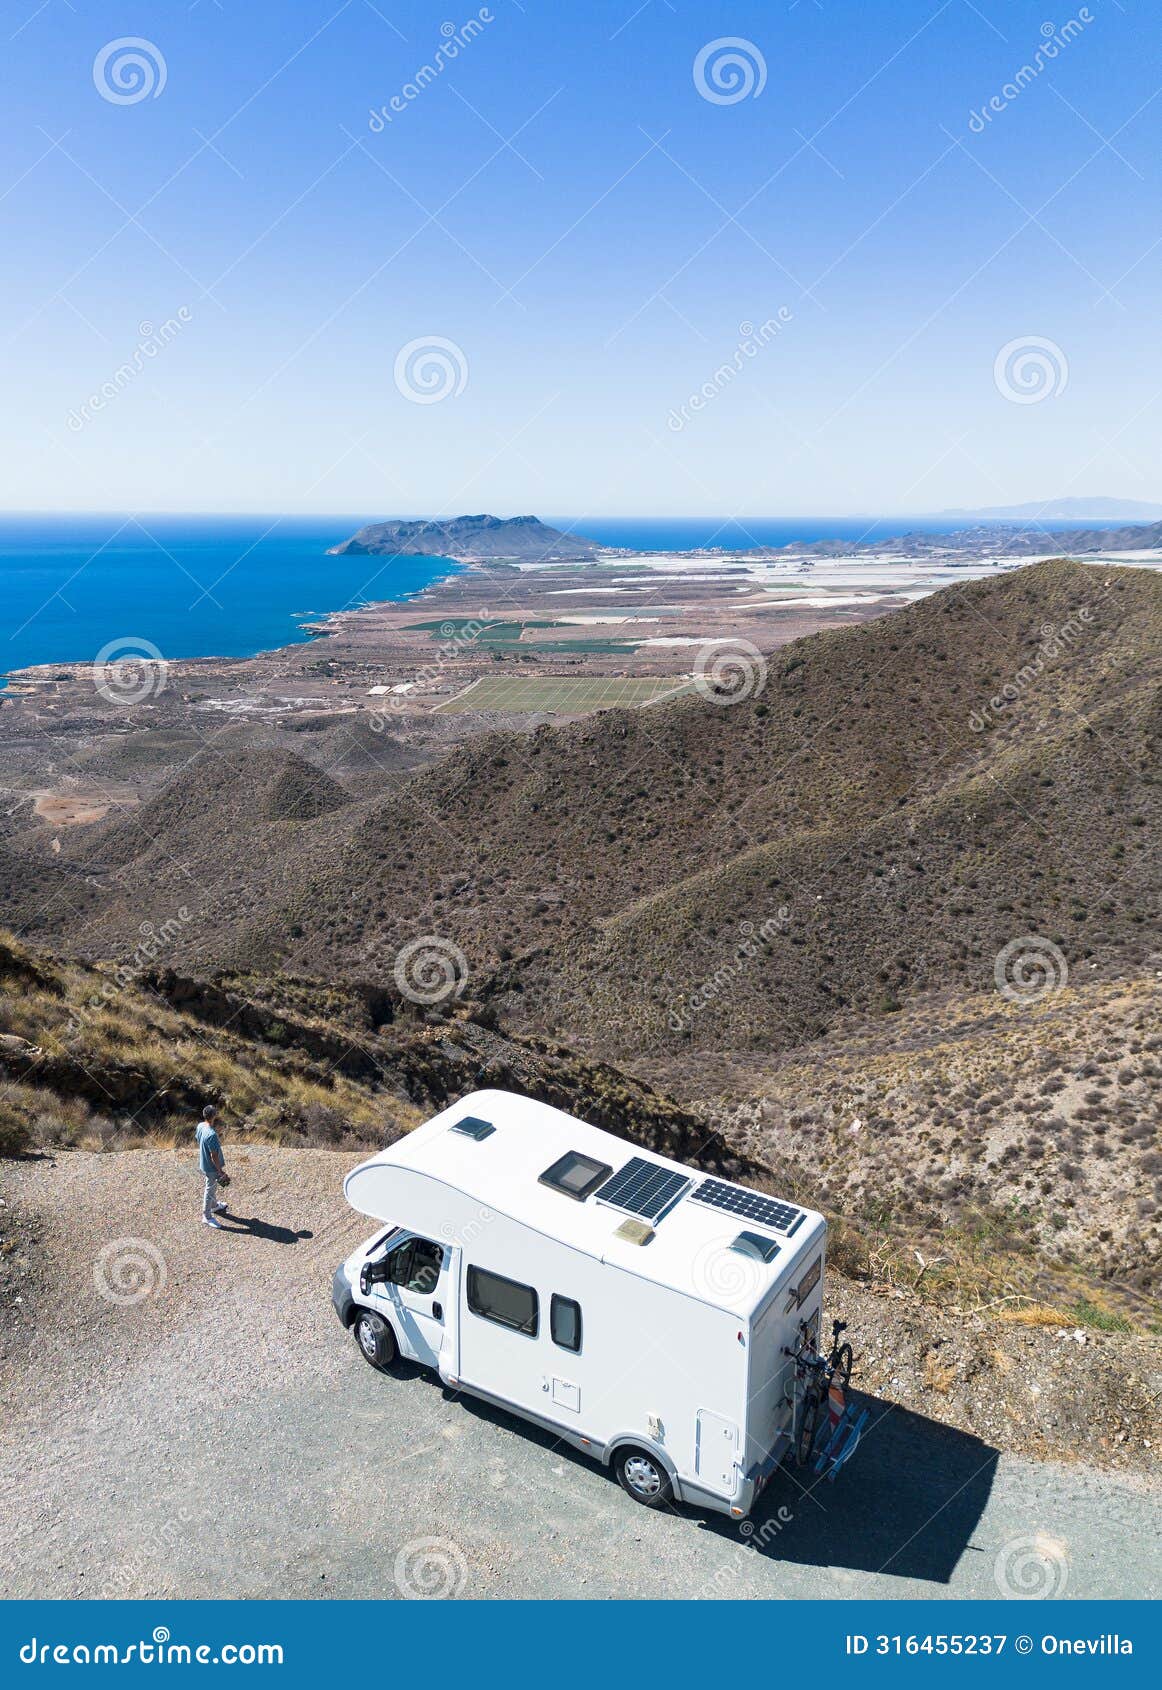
940,497,1162,522
329,509,1162,567
752,518,1162,561
328,513,600,561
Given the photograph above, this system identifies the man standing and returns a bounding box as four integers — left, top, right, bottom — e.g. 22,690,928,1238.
196,1104,228,1229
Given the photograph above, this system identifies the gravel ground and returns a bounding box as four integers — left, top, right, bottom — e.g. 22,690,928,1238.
0,1147,1157,1601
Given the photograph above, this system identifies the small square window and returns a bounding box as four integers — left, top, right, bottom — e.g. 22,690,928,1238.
551,1294,582,1352
539,1150,613,1202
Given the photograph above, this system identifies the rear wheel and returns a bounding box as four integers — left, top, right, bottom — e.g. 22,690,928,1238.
353,1308,397,1371
615,1446,673,1509
795,1386,822,1465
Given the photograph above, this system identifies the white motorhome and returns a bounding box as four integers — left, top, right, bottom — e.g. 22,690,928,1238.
332,1089,830,1517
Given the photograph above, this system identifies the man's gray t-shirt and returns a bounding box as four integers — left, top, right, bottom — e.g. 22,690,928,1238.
196,1123,222,1178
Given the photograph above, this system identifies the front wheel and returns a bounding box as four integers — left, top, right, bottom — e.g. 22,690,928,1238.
832,1342,854,1391
615,1446,673,1509
353,1307,397,1371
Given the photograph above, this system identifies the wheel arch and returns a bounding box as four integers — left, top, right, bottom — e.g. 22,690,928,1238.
602,1433,680,1486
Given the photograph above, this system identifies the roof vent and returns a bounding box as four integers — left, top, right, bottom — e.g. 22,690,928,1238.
731,1230,780,1264
450,1116,495,1141
539,1150,613,1202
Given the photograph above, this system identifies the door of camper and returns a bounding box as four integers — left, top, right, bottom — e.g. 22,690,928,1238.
374,1232,449,1369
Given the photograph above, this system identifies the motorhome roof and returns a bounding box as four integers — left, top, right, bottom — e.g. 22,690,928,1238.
343,1089,825,1317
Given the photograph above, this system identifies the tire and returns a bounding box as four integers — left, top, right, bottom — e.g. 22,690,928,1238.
615,1446,673,1509
795,1387,821,1465
353,1307,397,1371
833,1342,854,1391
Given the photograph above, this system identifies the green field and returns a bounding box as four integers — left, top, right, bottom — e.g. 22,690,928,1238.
432,674,692,714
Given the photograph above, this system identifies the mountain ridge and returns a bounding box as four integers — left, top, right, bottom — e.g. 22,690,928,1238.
327,513,601,561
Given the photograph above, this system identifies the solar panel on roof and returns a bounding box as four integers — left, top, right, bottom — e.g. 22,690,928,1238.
691,1178,805,1235
595,1156,691,1221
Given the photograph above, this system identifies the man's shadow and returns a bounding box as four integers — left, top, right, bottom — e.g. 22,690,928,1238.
216,1213,313,1245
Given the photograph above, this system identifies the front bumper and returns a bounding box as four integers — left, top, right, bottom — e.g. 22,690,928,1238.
331,1264,354,1327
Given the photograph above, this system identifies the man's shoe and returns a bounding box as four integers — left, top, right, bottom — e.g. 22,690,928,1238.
213,1202,228,1214
202,1215,222,1229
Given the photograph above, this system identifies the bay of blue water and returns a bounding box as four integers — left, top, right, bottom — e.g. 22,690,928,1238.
0,511,1125,673
0,514,460,675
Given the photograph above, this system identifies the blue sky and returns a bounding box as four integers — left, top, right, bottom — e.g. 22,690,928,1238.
1,0,1159,515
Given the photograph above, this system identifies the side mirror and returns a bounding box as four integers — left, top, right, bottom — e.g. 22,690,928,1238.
360,1258,391,1295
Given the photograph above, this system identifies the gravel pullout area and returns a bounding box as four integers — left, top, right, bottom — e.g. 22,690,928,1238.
0,1148,1157,1601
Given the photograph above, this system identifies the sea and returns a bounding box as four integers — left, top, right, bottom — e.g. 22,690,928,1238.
0,510,1128,676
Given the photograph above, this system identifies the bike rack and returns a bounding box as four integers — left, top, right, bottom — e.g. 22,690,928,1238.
813,1402,869,1481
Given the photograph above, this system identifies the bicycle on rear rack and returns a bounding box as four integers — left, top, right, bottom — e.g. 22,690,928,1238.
783,1317,855,1468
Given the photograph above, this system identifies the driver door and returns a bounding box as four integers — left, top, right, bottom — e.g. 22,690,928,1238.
376,1235,447,1369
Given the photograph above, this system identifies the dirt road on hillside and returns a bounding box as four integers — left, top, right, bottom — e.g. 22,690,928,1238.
0,1149,1156,1601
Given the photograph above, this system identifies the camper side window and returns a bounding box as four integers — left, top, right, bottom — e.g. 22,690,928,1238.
550,1295,582,1353
466,1266,539,1337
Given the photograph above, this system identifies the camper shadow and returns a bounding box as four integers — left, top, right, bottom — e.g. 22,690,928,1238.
447,1383,997,1587
695,1393,1000,1586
